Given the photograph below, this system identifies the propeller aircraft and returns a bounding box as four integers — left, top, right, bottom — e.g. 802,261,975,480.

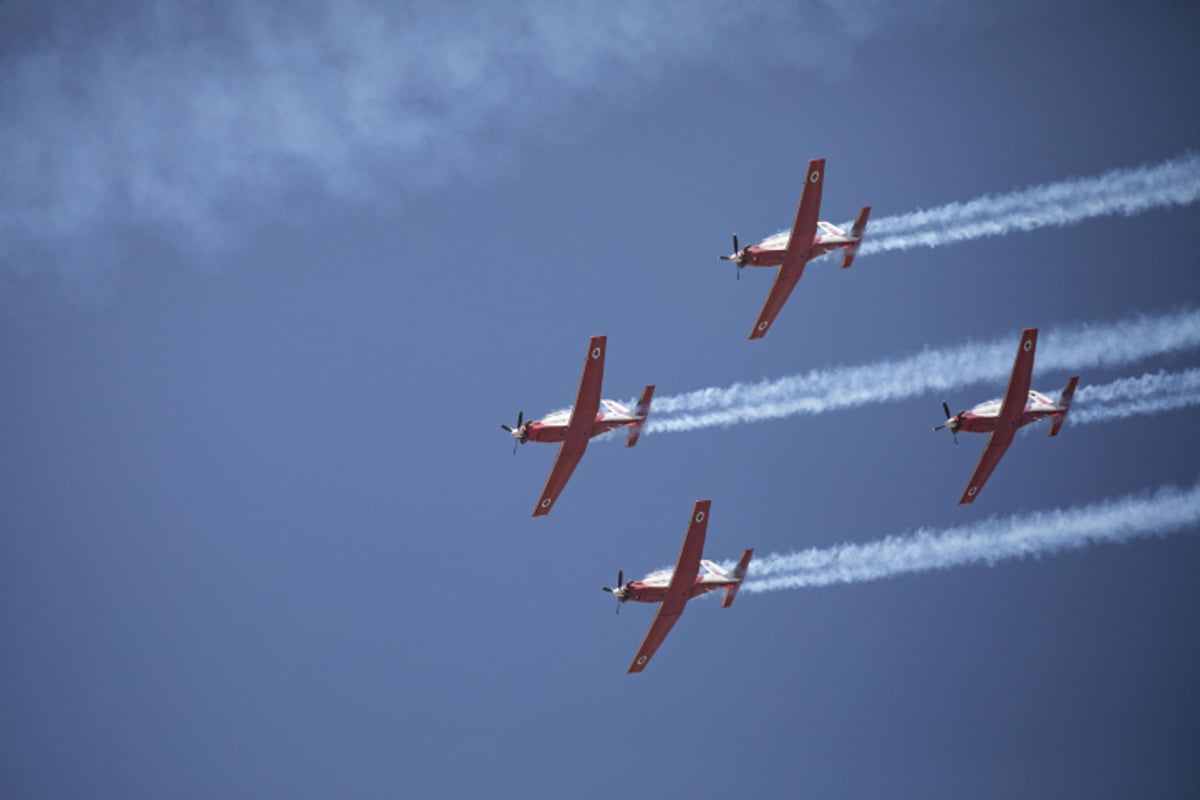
935,328,1079,504
604,500,754,673
502,335,654,517
720,158,871,340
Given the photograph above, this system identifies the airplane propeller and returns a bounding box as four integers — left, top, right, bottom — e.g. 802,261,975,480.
933,401,960,445
718,233,744,278
500,410,526,454
601,569,626,614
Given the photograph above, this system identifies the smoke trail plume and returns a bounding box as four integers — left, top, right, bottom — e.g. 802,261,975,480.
739,482,1200,592
1069,368,1200,425
644,308,1200,434
1072,367,1200,406
757,152,1200,254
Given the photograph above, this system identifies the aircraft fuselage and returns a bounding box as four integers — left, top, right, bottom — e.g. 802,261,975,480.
953,392,1067,435
521,414,641,444
737,235,855,267
620,574,737,604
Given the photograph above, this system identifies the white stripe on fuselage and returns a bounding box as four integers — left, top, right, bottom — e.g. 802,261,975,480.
537,401,640,429
639,571,729,588
969,390,1063,418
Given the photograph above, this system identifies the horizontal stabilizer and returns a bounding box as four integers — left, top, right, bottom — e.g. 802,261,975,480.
626,385,655,448
841,206,871,269
1048,376,1079,437
721,549,754,608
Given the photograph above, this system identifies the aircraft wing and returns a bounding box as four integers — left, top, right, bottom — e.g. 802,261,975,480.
748,261,806,340
531,336,606,516
996,329,1037,429
958,435,1012,504
747,160,824,340
959,328,1037,504
567,335,605,434
628,500,710,673
532,437,588,516
626,604,682,674
784,158,825,266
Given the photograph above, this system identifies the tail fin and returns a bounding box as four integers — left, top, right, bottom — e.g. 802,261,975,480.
721,549,754,608
625,385,655,448
841,206,872,269
1048,376,1079,437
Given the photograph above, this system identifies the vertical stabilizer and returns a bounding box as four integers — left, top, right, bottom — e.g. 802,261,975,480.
841,206,872,268
626,385,655,447
1048,376,1079,437
721,549,754,608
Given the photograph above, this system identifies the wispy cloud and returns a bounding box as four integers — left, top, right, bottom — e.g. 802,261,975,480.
643,307,1200,433
5,0,990,279
739,481,1200,592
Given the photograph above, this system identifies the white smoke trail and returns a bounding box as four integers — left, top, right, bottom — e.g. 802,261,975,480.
651,368,1198,435
738,482,1200,592
1069,368,1200,425
864,152,1200,240
1072,392,1200,424
644,308,1200,434
756,152,1200,254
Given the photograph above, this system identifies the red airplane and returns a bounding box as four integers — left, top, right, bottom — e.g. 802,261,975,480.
603,500,754,673
935,328,1079,504
501,335,654,517
720,158,871,340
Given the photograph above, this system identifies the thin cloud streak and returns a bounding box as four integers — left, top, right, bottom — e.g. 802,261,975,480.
739,482,1200,592
3,0,968,275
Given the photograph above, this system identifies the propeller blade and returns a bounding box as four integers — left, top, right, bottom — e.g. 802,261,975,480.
601,587,613,593
517,410,524,429
618,569,623,587
501,424,513,432
934,403,962,446
721,233,742,264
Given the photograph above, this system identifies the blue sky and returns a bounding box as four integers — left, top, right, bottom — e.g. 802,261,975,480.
3,2,1199,797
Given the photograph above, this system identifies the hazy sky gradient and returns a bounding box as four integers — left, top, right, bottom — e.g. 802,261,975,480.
4,2,1198,798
